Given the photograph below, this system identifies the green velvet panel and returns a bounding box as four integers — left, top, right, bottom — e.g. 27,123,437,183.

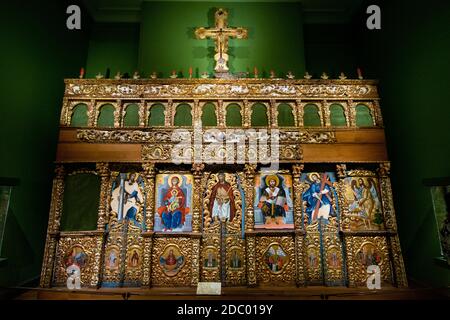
303,104,321,127
277,103,295,126
123,104,139,127
356,104,374,127
60,173,100,232
97,104,115,127
174,104,192,126
330,103,347,127
251,103,268,127
201,103,217,126
226,104,242,127
70,104,88,127
148,104,165,126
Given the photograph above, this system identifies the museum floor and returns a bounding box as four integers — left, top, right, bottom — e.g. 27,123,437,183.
12,285,450,300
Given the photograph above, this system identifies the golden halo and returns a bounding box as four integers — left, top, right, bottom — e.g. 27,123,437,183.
168,174,183,186
127,172,138,180
265,175,280,187
308,172,320,182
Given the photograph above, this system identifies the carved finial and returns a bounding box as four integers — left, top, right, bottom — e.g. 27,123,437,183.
170,70,178,79
269,70,276,79
201,71,209,79
378,162,391,177
95,72,104,79
142,162,156,176
150,71,157,79
321,72,329,80
54,165,65,177
132,71,140,79
96,162,109,176
114,71,122,80
244,164,257,175
192,163,205,176
339,72,347,80
336,164,347,178
292,164,304,176
303,71,312,79
286,71,295,79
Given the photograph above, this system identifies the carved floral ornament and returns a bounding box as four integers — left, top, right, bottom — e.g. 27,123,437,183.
76,129,337,144
64,79,379,99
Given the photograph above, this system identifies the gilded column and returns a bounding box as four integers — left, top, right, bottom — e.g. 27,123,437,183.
217,99,225,127
139,99,146,127
319,99,327,127
191,163,204,286
347,99,356,127
373,100,383,126
60,97,69,126
243,164,257,286
141,162,155,288
88,99,96,127
114,99,122,128
270,99,277,128
344,234,357,287
243,164,257,231
193,99,200,125
191,235,201,286
296,99,304,127
322,100,331,127
243,99,250,128
142,163,156,231
40,165,65,288
292,164,306,286
191,163,205,233
377,162,408,287
165,99,173,127
96,163,110,231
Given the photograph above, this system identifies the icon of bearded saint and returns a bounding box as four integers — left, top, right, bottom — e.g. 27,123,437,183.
208,172,236,222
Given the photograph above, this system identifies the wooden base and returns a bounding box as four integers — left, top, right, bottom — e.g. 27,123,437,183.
15,285,448,300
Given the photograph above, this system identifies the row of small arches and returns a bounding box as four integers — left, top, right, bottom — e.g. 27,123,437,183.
70,102,374,128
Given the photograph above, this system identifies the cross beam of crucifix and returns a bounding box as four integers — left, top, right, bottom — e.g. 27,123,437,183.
195,8,248,74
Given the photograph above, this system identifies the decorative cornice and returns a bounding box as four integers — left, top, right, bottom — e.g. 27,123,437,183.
64,78,379,100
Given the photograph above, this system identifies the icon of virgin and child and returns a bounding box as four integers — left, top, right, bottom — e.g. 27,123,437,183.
157,175,191,231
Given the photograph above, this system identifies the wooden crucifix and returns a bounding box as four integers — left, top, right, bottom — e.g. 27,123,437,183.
195,8,248,75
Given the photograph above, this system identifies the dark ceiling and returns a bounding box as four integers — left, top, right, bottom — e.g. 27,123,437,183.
82,0,365,24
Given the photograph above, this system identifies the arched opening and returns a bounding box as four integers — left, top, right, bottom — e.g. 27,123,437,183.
174,103,192,126
123,104,139,127
330,104,347,127
70,103,88,127
303,104,321,127
60,173,100,231
226,103,242,126
251,103,268,127
277,103,295,126
201,102,217,126
148,103,165,127
356,104,374,127
97,104,115,127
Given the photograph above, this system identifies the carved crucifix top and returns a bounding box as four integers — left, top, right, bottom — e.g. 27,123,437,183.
195,8,248,74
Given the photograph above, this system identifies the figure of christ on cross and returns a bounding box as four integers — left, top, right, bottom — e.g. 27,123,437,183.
195,8,248,74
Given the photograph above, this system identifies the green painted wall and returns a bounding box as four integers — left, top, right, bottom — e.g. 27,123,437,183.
138,1,305,78
356,0,450,287
85,23,140,78
0,1,91,287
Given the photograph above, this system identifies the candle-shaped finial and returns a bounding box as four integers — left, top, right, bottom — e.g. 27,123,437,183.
357,67,363,79
79,67,85,79
189,66,193,79
254,66,258,78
